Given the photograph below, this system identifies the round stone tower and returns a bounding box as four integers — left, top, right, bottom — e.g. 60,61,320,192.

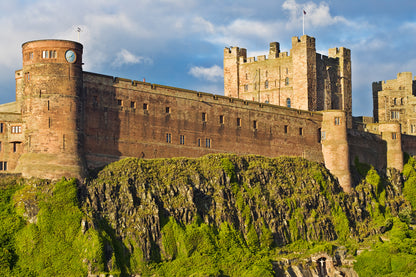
15,40,86,179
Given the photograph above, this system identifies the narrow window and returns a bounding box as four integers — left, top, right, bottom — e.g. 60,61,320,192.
49,118,51,128
197,138,201,147
50,50,57,58
285,77,289,86
219,115,224,125
253,120,257,130
334,117,341,125
166,133,171,143
4,162,7,171
13,142,17,153
42,50,49,59
130,101,136,108
286,98,291,108
391,111,399,120
205,138,211,148
0,162,2,170
393,98,397,105
392,132,397,140
265,80,269,89
299,127,303,136
284,125,288,134
143,103,148,110
166,107,171,114
180,135,185,145
244,84,248,91
117,99,123,106
202,112,207,122
0,123,3,133
29,52,34,59
237,117,241,127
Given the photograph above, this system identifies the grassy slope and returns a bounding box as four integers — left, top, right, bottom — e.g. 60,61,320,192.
0,154,415,276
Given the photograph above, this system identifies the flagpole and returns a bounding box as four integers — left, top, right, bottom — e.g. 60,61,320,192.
302,10,305,35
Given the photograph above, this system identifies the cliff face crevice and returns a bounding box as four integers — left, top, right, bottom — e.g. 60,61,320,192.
80,154,409,276
5,154,414,276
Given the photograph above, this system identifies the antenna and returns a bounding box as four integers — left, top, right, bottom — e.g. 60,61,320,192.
76,27,82,42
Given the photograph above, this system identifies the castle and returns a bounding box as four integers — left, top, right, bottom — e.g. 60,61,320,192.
0,36,414,193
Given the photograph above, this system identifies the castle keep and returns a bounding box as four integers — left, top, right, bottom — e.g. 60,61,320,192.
0,36,414,192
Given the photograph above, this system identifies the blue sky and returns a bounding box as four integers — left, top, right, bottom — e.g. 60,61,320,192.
0,0,415,116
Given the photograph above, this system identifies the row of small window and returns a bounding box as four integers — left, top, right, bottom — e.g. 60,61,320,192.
244,69,289,80
392,98,404,106
243,78,289,91
0,124,22,134
166,133,211,148
41,50,57,59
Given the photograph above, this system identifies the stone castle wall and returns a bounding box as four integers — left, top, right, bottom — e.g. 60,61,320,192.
82,72,324,169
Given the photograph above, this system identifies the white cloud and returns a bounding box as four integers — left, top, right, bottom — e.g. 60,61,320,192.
112,49,153,67
189,65,223,82
283,0,349,28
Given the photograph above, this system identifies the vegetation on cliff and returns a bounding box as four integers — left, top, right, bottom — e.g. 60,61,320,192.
0,154,415,276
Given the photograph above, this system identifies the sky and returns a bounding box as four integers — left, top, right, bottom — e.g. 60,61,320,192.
0,0,415,116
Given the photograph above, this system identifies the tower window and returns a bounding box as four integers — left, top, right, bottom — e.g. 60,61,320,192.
205,138,211,148
202,112,207,122
166,133,172,143
130,101,136,108
284,125,288,134
180,135,185,145
265,80,269,89
299,127,303,136
391,111,399,120
334,117,341,125
253,120,257,130
0,123,3,133
11,126,21,134
285,77,289,86
166,107,171,114
237,117,241,127
143,103,148,110
392,132,397,139
219,115,224,125
117,99,123,106
244,84,248,91
42,50,49,59
286,98,291,108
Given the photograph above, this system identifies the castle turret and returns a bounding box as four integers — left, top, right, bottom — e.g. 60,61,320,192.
328,47,352,128
379,123,403,171
224,46,246,99
321,110,352,193
291,35,317,111
15,40,86,179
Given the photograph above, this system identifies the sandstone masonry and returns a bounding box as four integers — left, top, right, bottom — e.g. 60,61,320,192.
0,37,413,193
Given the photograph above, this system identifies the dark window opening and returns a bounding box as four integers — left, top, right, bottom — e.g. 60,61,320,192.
237,118,241,127
166,133,171,143
143,103,148,110
166,107,171,114
253,120,257,130
130,101,136,108
219,115,224,125
202,112,207,122
180,135,185,145
284,125,288,134
117,99,123,106
299,127,303,136
286,98,291,108
205,138,211,148
334,117,341,125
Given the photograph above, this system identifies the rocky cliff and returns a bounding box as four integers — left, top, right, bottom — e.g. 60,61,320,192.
2,154,416,276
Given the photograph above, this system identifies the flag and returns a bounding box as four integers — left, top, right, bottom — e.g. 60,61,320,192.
303,10,306,15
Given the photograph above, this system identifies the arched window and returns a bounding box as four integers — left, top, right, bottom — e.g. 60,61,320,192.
286,98,291,108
